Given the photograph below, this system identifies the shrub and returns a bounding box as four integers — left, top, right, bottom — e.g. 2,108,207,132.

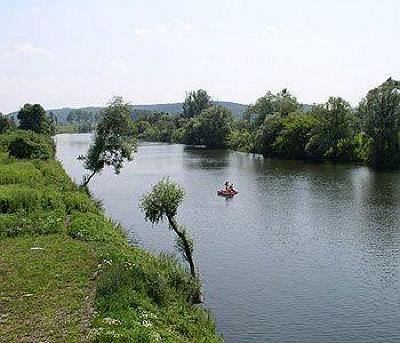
5,131,55,160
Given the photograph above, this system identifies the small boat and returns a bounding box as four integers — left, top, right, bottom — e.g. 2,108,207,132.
217,189,238,197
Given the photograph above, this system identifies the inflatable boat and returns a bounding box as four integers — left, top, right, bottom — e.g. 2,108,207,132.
217,189,238,197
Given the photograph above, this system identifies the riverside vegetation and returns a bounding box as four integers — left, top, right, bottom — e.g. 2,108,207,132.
33,78,400,168
124,79,400,169
0,104,221,341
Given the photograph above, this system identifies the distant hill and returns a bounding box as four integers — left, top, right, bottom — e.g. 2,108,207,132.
7,101,313,124
7,101,249,123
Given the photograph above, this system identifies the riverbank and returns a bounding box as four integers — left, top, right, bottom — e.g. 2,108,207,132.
0,132,221,342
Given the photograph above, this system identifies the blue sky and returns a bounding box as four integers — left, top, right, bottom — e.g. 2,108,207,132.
0,0,399,112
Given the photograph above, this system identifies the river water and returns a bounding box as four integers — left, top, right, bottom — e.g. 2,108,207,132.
55,133,400,343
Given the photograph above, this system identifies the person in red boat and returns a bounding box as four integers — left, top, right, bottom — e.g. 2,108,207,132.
224,181,230,191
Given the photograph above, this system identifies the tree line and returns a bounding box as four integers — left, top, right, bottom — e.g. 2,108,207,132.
133,78,400,168
2,78,400,168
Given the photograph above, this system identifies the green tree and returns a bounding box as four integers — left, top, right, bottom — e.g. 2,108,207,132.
79,97,136,186
307,97,354,161
360,78,400,167
182,89,211,118
183,106,233,148
246,88,300,127
17,104,48,134
259,116,284,156
0,113,11,134
273,113,317,159
140,178,201,304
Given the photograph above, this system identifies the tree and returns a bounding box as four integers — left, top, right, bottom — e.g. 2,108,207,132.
17,104,48,134
307,97,354,161
360,78,400,167
273,113,317,159
79,96,136,186
140,178,201,304
0,113,11,134
246,88,300,127
182,89,211,118
183,105,233,148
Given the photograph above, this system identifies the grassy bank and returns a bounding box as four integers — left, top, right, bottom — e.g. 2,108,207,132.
0,132,221,342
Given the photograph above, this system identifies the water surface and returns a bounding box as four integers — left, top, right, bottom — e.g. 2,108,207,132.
56,134,400,343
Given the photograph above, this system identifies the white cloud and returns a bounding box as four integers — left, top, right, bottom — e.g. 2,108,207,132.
263,25,280,36
12,43,49,55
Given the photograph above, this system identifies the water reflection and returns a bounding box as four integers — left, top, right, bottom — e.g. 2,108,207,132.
183,147,231,170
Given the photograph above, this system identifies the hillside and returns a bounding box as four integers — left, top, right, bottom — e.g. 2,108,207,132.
7,101,314,124
8,101,248,124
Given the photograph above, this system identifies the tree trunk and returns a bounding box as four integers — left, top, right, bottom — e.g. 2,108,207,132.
167,215,202,304
82,171,96,187
167,216,196,278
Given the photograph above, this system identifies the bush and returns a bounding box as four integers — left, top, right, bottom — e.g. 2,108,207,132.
5,131,55,160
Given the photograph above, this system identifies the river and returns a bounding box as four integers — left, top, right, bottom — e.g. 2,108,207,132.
55,133,400,343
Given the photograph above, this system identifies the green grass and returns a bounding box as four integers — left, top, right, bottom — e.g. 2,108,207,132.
0,235,96,342
0,132,221,342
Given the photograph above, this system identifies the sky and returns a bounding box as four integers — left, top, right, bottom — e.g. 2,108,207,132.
0,0,399,113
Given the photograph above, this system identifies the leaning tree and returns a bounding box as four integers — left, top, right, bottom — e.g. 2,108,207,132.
140,178,202,303
79,96,136,186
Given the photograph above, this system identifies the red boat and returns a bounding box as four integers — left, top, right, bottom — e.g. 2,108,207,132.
217,189,238,197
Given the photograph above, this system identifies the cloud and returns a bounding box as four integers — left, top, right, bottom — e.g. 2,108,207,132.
12,43,49,55
263,25,280,36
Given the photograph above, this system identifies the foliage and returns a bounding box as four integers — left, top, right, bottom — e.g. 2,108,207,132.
140,178,185,223
6,130,55,160
66,109,96,133
273,113,317,159
306,97,354,161
79,96,136,185
182,89,211,118
229,129,254,152
360,78,400,167
140,178,200,303
246,88,300,127
0,113,12,134
17,103,54,134
183,105,233,148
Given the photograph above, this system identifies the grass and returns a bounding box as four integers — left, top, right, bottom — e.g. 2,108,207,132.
0,131,222,342
0,235,96,342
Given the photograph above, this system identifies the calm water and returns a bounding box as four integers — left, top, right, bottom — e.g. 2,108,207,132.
55,133,400,343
